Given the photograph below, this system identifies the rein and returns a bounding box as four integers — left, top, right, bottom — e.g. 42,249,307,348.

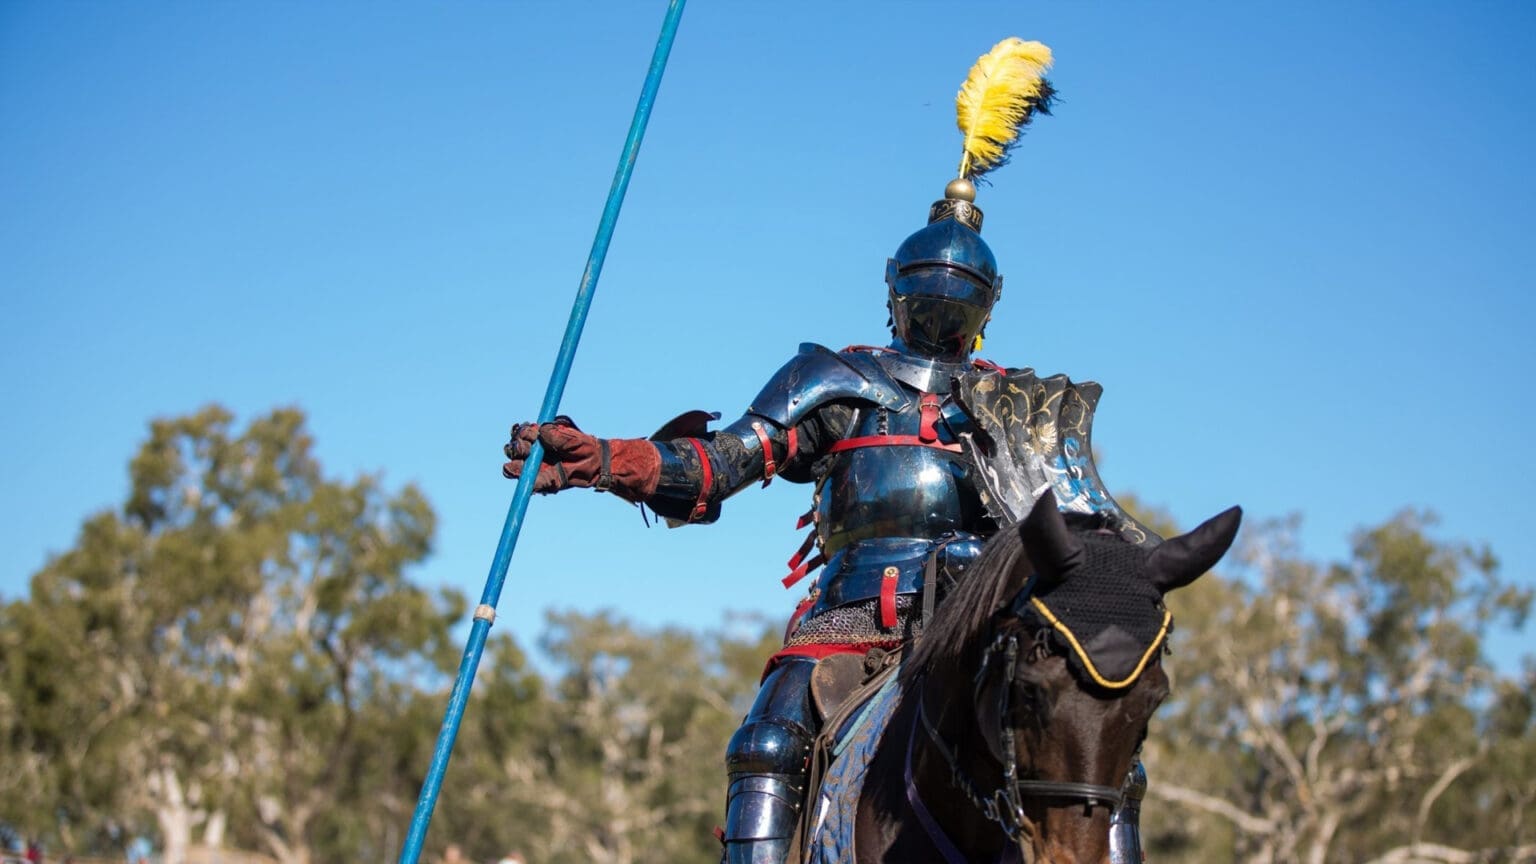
905,626,1125,857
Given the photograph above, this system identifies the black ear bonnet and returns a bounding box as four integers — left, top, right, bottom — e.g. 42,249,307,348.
1019,528,1170,689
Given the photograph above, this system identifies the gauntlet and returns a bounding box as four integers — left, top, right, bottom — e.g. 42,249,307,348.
502,417,661,504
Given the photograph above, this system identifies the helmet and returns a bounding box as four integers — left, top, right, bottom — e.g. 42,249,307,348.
886,180,1000,359
885,35,1055,360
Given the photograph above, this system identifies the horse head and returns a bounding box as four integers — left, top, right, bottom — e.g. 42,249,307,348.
899,490,1241,863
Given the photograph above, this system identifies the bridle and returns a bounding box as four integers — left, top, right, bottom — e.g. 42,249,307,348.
908,623,1126,850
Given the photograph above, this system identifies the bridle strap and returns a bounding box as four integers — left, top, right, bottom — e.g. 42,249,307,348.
1012,779,1123,811
904,716,971,864
908,703,1025,864
918,678,1032,840
915,630,1127,841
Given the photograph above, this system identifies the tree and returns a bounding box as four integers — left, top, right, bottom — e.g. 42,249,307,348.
458,610,777,864
0,405,462,864
1142,511,1534,864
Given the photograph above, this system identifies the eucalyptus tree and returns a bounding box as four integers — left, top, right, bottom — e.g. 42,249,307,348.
465,611,777,864
1143,511,1533,863
1,406,462,864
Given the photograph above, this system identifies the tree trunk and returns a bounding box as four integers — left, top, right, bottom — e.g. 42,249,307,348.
152,766,196,864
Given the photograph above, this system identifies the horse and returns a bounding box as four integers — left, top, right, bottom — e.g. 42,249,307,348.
809,490,1241,863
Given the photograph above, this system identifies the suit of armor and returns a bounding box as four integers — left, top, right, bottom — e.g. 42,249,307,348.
642,342,1002,864
503,181,1149,864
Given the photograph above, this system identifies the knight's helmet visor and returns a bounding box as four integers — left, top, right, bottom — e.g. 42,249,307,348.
886,214,1001,358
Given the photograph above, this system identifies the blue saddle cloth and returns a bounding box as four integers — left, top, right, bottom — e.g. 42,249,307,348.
804,669,903,864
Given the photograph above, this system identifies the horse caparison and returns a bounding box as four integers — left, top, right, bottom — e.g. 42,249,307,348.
848,490,1241,864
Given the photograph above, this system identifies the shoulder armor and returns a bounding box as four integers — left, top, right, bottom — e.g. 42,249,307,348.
746,343,910,427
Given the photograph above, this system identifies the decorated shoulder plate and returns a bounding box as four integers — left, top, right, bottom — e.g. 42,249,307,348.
745,343,909,428
953,368,1160,547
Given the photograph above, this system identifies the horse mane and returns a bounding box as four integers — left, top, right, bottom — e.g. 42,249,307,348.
904,524,1028,686
903,513,1112,686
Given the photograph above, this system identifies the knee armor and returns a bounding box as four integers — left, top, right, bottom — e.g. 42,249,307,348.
722,659,818,863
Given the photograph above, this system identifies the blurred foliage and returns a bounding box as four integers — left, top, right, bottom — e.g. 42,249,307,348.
1142,509,1534,863
2,407,1531,863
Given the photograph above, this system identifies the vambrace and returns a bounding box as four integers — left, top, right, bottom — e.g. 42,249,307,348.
646,410,847,524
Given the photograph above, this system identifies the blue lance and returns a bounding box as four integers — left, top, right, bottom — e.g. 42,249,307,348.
397,2,688,860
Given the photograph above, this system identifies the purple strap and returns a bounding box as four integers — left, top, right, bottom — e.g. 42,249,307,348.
904,712,1024,864
905,715,970,864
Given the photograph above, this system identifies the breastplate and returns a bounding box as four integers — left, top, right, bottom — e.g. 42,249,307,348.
810,386,990,612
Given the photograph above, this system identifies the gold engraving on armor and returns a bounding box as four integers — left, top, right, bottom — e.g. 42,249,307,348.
1033,418,1059,454
1059,388,1090,437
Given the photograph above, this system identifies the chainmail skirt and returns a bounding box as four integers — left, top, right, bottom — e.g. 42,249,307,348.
784,595,924,647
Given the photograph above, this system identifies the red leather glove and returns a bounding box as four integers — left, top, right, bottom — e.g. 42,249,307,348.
502,417,661,504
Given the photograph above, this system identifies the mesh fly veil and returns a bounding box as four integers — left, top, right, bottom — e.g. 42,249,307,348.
1024,528,1171,689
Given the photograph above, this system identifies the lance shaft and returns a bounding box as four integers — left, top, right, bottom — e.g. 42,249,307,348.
398,2,687,860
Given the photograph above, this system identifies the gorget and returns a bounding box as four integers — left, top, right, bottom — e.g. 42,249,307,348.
872,350,972,395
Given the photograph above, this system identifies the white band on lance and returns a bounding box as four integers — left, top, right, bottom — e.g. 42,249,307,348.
473,604,497,624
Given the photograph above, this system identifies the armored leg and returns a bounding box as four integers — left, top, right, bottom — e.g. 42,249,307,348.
1108,758,1148,864
722,656,818,864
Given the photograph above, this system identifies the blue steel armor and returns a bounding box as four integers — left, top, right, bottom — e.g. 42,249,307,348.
504,185,1150,864
655,340,1005,864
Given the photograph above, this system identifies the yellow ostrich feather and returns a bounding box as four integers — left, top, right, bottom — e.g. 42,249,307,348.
956,38,1055,181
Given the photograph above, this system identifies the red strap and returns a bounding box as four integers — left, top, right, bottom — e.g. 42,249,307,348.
685,437,713,522
784,505,821,588
827,435,963,454
785,426,799,465
760,640,902,683
782,554,823,589
781,554,824,590
786,531,816,571
880,566,899,630
751,422,777,486
972,357,1005,373
783,528,823,588
918,393,941,443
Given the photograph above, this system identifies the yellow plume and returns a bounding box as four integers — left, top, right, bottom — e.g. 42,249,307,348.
956,38,1055,181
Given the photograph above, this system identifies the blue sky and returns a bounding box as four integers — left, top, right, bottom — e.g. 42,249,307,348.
3,2,1533,669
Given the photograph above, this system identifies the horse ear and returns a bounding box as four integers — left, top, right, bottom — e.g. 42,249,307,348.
1020,489,1085,588
1145,506,1243,594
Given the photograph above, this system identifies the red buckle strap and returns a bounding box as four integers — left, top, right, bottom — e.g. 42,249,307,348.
760,640,902,683
751,421,777,487
918,393,941,443
829,392,963,454
685,437,713,522
880,566,899,630
827,434,963,454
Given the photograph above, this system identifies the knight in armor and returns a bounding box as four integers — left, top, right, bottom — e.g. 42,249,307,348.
503,38,1151,864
